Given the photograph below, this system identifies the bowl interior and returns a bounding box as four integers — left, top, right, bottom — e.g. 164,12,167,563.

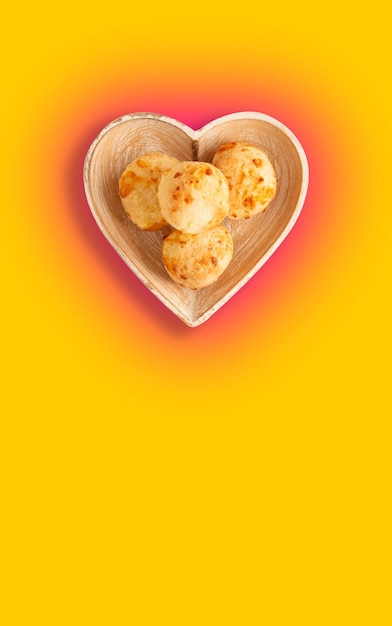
84,113,308,326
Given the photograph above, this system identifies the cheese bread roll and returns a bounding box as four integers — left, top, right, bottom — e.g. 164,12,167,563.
162,226,233,289
158,161,230,234
212,142,276,219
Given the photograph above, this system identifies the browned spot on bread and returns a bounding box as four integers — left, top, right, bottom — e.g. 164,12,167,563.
243,195,256,208
215,142,237,153
253,158,263,167
174,171,182,178
119,171,137,197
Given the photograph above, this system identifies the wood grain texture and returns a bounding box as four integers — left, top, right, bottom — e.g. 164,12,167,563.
83,112,309,326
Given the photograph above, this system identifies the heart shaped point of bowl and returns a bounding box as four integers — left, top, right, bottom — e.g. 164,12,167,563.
83,112,309,327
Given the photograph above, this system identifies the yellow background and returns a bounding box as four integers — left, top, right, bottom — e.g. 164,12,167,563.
1,1,391,623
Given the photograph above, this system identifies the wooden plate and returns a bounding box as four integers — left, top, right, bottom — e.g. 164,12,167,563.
83,112,309,327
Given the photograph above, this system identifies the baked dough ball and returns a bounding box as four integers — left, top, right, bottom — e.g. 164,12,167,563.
162,226,233,289
212,142,277,219
119,152,180,231
158,161,230,234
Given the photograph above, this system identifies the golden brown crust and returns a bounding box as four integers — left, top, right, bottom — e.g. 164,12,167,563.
212,142,277,219
158,161,230,234
162,226,233,289
119,152,180,230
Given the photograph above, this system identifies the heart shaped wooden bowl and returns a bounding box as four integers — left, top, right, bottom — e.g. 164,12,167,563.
83,112,309,327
